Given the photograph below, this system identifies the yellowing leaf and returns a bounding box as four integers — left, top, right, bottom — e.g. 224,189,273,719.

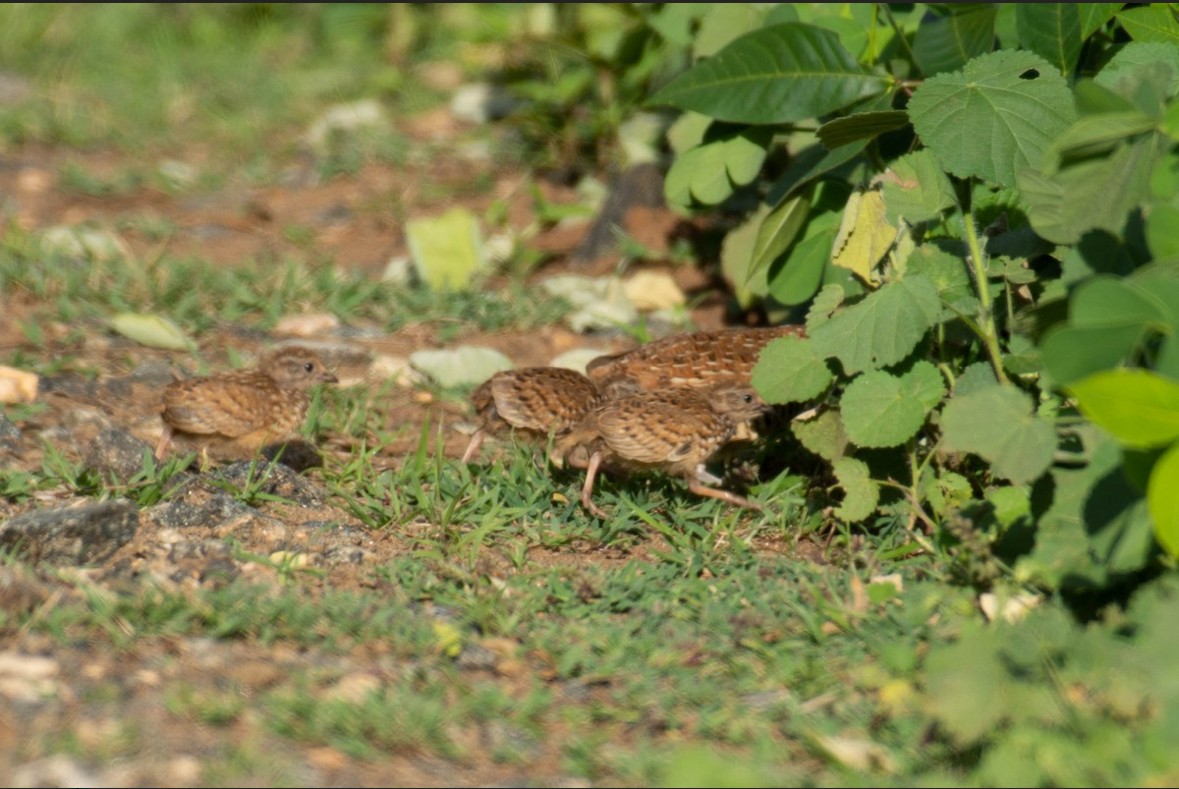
109,313,196,351
432,619,464,658
406,207,484,291
831,190,896,284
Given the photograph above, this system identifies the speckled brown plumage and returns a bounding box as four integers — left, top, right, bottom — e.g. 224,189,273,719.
554,383,770,518
155,346,338,462
461,366,635,464
586,325,806,392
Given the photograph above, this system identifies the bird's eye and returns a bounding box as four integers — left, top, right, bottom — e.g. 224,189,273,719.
743,393,753,403
304,362,315,373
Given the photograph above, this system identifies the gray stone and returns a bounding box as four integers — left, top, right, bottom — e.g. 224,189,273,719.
0,499,138,565
83,427,155,484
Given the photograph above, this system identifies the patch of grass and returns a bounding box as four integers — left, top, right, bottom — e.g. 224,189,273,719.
0,224,572,337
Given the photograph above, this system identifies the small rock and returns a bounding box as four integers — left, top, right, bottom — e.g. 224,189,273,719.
325,671,381,704
0,499,138,566
83,427,155,485
0,412,21,452
450,82,519,124
10,754,100,789
622,269,686,311
0,651,60,704
213,462,326,507
305,99,387,152
548,348,613,375
274,313,341,338
409,346,514,388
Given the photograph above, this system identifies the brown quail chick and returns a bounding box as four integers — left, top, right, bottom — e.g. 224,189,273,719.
586,325,806,392
461,367,637,464
554,383,771,518
156,346,338,464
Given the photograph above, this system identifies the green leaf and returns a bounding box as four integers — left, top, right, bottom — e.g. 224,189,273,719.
955,361,999,395
1019,429,1155,588
406,207,484,291
720,205,769,308
766,139,868,206
751,336,833,404
1078,4,1121,39
1071,275,1172,328
832,457,879,522
749,192,812,286
816,110,910,149
1148,203,1179,259
908,50,1077,187
1095,41,1179,102
791,409,849,461
692,3,773,58
881,150,957,225
1068,369,1179,449
767,225,836,306
921,624,1009,745
664,127,771,207
806,283,845,333
1039,325,1144,387
1116,4,1179,44
912,5,998,78
905,243,976,314
108,313,196,351
940,384,1056,484
840,370,928,448
1148,442,1179,557
906,360,947,412
1018,132,1168,244
809,274,942,375
648,23,889,124
1016,4,1082,75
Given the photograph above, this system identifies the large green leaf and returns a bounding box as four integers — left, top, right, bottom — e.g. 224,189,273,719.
1018,131,1167,244
809,274,942,375
908,50,1076,187
1018,428,1155,588
751,336,833,404
912,4,998,78
1116,4,1179,44
839,370,927,448
1040,324,1146,387
1071,275,1173,329
766,139,867,206
1148,442,1179,557
1078,4,1122,39
1095,41,1179,101
940,384,1056,484
748,191,811,285
1016,4,1082,75
1068,369,1179,449
664,127,771,207
767,224,836,306
648,23,889,124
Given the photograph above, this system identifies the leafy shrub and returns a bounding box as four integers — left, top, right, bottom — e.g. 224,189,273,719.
645,4,1179,598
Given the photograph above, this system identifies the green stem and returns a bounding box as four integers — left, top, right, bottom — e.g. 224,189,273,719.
963,208,1010,385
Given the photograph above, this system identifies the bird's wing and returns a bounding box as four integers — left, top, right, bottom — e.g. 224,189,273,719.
161,374,277,438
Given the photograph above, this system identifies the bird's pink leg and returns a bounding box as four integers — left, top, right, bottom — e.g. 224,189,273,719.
686,479,762,512
460,429,485,464
154,424,173,460
580,450,610,519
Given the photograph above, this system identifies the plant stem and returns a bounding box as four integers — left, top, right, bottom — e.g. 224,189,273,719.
962,208,1010,385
